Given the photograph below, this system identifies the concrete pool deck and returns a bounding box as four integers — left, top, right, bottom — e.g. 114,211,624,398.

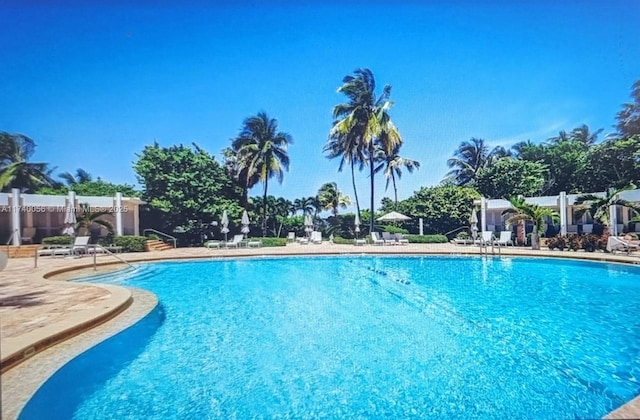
1,242,639,419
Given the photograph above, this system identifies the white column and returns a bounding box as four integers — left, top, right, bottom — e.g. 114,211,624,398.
480,197,487,232
610,202,618,236
11,188,21,245
419,217,423,236
115,192,123,236
559,191,567,236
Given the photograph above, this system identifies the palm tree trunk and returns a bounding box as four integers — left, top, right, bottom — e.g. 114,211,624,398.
392,172,398,209
351,161,361,219
262,178,268,237
369,143,375,234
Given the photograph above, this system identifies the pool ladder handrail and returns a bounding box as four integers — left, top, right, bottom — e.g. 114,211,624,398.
479,233,502,256
143,228,177,248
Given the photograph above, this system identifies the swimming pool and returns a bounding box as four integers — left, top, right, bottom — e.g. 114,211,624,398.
20,256,640,418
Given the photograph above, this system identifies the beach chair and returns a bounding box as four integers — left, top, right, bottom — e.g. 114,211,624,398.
45,236,91,257
479,231,494,246
225,234,244,248
494,231,513,246
395,233,409,245
382,232,397,245
287,232,295,243
606,236,639,255
310,231,322,244
370,232,385,246
205,240,222,249
21,227,36,244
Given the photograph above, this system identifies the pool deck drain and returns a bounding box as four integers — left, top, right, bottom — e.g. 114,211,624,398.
1,243,639,418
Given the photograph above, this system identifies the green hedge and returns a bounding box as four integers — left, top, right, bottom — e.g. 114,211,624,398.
113,236,147,252
382,226,409,234
405,234,448,243
332,236,355,245
260,237,288,247
42,236,74,245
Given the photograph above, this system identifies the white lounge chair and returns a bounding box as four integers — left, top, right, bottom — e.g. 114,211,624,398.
225,234,244,248
479,231,494,246
606,236,639,255
494,231,513,246
370,232,385,246
40,236,91,257
287,232,295,243
310,231,322,244
395,233,409,245
205,241,222,249
382,232,397,245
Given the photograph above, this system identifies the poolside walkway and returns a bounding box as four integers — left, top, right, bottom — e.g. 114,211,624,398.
1,242,639,419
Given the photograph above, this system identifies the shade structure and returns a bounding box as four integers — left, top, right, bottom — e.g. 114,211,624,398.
62,202,76,236
241,210,250,237
376,211,411,222
220,210,230,242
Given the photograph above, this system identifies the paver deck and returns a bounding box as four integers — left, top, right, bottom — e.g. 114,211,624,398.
1,242,639,419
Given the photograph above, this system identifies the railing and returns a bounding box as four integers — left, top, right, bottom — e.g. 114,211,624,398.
5,229,19,246
143,229,177,248
92,245,133,271
444,226,471,239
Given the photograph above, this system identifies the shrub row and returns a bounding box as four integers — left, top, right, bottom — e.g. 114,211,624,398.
41,235,147,252
405,234,448,243
547,234,608,252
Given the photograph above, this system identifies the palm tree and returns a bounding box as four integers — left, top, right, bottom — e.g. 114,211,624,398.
222,146,259,207
0,132,58,192
317,182,352,217
375,143,420,207
445,138,503,186
502,197,559,250
75,203,114,241
330,68,401,233
294,196,318,216
574,184,640,234
231,112,293,236
60,168,93,186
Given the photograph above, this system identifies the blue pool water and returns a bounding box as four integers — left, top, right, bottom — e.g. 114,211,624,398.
20,256,640,419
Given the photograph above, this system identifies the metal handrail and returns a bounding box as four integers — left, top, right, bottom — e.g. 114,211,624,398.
92,245,134,271
5,229,19,246
444,226,471,238
143,228,177,248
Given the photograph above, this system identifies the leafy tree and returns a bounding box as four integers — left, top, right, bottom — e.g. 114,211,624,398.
317,182,351,217
502,197,559,250
574,184,640,233
475,158,547,199
581,136,640,191
133,142,243,244
38,178,139,197
330,68,401,233
231,112,292,236
616,80,640,137
390,185,481,234
374,143,420,207
293,196,319,216
0,132,59,192
444,138,505,186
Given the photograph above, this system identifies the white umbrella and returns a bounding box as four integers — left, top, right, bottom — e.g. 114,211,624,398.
220,210,229,242
304,213,313,236
377,211,411,222
241,210,250,237
62,202,76,236
470,209,478,240
354,212,361,237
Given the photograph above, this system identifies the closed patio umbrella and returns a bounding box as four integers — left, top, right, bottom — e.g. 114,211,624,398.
304,213,313,237
62,202,76,236
470,209,478,240
220,210,229,242
241,210,250,238
354,212,361,238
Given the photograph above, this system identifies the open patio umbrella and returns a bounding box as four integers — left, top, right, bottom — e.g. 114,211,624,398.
376,211,411,222
62,202,76,236
241,210,250,238
354,212,361,238
220,210,229,242
470,208,478,240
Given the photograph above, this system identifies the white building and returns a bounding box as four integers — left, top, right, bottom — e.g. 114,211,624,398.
475,189,640,236
1,189,145,245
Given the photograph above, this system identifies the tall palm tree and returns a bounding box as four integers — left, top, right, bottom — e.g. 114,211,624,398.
0,132,58,192
574,184,640,234
222,146,259,207
294,196,318,216
502,197,559,250
375,142,420,207
317,182,352,217
330,68,401,233
231,112,292,236
568,124,602,146
60,168,92,186
324,127,365,218
75,203,115,241
445,138,502,186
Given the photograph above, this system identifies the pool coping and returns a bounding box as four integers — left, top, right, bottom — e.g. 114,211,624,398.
1,244,639,418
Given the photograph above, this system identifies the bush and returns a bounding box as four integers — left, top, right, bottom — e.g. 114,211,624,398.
405,234,448,243
42,236,74,245
332,236,358,245
456,231,470,239
567,234,581,251
258,237,287,247
114,236,148,252
581,234,605,252
547,235,567,251
383,225,409,234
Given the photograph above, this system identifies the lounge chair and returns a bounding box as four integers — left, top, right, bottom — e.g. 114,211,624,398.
40,236,91,257
395,233,409,245
205,240,222,249
479,231,494,246
21,227,36,244
287,232,295,243
370,232,385,246
494,231,514,246
225,234,244,248
382,232,397,245
310,231,322,244
247,239,261,248
606,236,639,255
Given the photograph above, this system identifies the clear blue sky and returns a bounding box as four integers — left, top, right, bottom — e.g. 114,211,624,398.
2,1,639,208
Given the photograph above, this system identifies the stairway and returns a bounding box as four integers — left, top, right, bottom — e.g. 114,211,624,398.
1,245,40,258
144,239,173,252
